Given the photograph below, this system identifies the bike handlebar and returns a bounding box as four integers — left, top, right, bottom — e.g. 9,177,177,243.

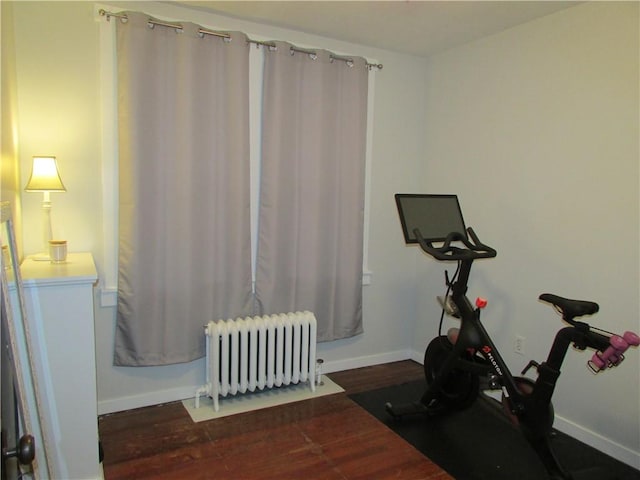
413,227,497,261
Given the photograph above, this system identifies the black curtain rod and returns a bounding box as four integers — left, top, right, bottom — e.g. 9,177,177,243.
99,9,383,71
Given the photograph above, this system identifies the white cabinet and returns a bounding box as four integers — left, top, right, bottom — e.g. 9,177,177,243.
19,253,101,480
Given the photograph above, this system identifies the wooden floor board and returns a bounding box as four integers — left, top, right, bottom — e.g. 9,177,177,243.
99,360,446,480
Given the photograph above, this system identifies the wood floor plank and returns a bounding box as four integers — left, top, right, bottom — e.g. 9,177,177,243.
328,360,424,394
99,360,448,480
320,431,446,480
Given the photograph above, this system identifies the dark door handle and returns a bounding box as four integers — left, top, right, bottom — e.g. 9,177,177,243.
2,434,35,465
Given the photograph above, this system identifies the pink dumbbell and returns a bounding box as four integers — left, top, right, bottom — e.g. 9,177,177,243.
589,331,640,372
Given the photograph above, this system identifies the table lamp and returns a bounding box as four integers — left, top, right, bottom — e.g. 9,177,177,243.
24,156,66,260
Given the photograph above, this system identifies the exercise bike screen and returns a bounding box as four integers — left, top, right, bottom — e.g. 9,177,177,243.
395,194,467,243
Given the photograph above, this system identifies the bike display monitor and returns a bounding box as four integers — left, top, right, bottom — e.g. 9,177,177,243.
395,194,467,243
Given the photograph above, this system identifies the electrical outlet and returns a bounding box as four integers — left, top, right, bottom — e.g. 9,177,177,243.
514,335,525,355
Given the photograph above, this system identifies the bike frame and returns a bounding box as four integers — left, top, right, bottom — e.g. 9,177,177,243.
424,257,612,479
386,207,638,479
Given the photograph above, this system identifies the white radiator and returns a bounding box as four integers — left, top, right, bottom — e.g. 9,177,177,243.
195,311,317,411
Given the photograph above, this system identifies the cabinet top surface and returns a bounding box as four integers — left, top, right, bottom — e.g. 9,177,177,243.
20,252,98,287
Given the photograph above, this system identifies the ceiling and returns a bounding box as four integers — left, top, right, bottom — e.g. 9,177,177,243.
175,1,581,58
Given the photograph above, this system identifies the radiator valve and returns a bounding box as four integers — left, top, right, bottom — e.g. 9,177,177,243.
316,358,324,386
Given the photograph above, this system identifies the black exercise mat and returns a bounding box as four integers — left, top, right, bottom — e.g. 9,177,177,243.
350,380,640,480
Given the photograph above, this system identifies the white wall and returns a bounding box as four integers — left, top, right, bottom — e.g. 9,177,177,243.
11,1,428,412
417,1,639,467
1,1,23,245
13,2,102,255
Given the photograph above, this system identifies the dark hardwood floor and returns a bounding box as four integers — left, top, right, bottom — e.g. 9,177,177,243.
98,360,449,480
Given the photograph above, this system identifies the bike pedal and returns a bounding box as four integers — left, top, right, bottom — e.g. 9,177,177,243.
521,360,540,375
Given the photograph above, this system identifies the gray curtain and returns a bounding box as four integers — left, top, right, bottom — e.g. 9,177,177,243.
255,43,369,341
114,13,253,366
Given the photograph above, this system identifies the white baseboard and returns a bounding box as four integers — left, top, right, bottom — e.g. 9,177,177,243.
409,348,423,364
98,349,414,416
553,416,640,470
98,385,197,415
99,287,117,307
320,349,414,374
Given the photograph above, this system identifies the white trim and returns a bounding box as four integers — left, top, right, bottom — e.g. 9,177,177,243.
362,67,375,284
100,287,117,307
98,385,198,415
96,4,118,298
97,349,412,414
410,348,424,364
553,416,640,470
249,45,263,290
321,349,413,374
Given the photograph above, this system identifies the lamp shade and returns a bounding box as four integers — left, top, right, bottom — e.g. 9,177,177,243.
25,156,66,192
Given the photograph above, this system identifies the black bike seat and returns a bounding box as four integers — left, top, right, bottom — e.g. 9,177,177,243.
539,293,599,319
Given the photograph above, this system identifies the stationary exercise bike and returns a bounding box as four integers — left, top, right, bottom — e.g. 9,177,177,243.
386,194,640,480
